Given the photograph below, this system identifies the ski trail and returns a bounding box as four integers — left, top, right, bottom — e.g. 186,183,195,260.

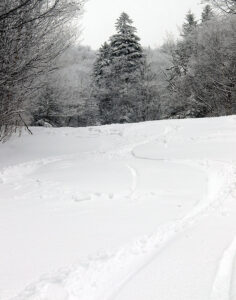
126,164,138,200
107,159,235,300
0,152,95,185
0,156,66,184
105,125,180,160
10,221,189,300
210,235,236,300
11,160,235,300
7,125,236,300
132,145,234,221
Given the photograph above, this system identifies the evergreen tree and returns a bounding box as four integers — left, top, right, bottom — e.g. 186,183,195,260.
169,11,198,80
92,42,113,124
93,42,111,87
201,5,214,22
33,84,61,126
167,11,199,117
109,12,144,79
92,12,154,124
182,11,198,36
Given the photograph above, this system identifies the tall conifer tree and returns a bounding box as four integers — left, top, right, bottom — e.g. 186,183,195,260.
109,12,144,79
201,5,214,22
92,12,153,124
182,11,198,36
93,42,111,87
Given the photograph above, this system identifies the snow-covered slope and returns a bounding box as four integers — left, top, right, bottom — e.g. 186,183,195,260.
0,116,236,300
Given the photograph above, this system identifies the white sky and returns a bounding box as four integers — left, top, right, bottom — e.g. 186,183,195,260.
81,0,204,49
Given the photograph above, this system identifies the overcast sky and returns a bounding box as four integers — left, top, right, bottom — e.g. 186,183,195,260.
81,0,204,49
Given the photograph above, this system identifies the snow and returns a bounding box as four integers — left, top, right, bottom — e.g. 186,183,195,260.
0,116,236,300
210,235,236,300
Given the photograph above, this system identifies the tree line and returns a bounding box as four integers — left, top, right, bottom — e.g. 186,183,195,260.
1,0,235,140
83,2,235,124
167,3,236,118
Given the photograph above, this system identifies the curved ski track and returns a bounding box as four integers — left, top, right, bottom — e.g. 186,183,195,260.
3,125,236,300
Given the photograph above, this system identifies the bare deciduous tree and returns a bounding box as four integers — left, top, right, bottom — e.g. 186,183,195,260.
205,0,236,14
0,0,85,141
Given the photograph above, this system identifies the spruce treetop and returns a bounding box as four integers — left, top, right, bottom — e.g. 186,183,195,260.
182,11,198,35
93,11,146,91
201,5,214,22
109,12,144,74
115,12,137,35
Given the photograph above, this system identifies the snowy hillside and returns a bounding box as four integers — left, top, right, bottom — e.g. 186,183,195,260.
0,116,236,300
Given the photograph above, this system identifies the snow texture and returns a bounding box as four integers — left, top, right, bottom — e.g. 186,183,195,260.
0,116,236,300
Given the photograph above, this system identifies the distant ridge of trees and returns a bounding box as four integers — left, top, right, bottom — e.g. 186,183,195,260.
89,6,235,124
30,4,236,128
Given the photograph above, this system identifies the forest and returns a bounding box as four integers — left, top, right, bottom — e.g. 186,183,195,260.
0,0,235,141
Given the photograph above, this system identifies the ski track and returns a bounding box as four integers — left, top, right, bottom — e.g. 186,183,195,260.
5,124,236,300
106,153,235,300
126,164,138,201
210,235,236,300
11,159,235,300
0,155,71,185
